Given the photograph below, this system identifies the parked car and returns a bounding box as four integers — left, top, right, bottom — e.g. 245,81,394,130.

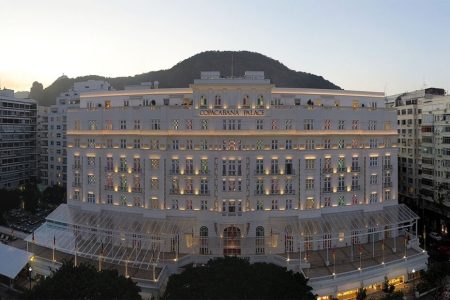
429,232,443,241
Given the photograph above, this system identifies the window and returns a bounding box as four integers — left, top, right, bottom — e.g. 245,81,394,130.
200,95,207,108
271,200,278,210
324,138,331,149
285,139,292,150
134,139,140,149
337,196,345,206
185,119,193,130
271,140,278,150
271,159,279,174
120,120,127,130
107,195,113,204
256,200,264,211
285,119,293,130
106,139,113,148
306,178,314,190
272,119,278,130
200,139,208,150
134,120,141,130
351,139,359,148
324,197,331,207
87,156,95,167
201,200,208,211
172,119,179,130
369,157,378,167
87,174,95,184
201,119,208,130
304,119,314,130
201,159,208,174
171,159,179,174
352,175,359,190
256,140,264,150
214,95,222,107
285,199,293,210
257,95,264,108
242,95,250,107
338,176,345,192
151,159,159,170
285,159,293,175
305,198,315,209
352,120,359,130
338,139,345,149
370,193,378,203
120,195,127,206
89,120,97,130
151,119,160,130
172,199,179,209
87,193,96,204
370,174,378,184
305,159,315,170
285,178,294,194
151,178,159,190
185,200,193,210
200,179,208,195
256,159,264,175
368,120,377,130
324,119,331,130
186,139,193,150
150,140,159,150
88,139,95,148
200,226,208,254
369,138,378,148
120,139,126,149
256,226,265,254
352,195,358,205
323,177,331,193
338,157,345,172
351,157,359,171
256,179,264,195
338,120,345,130
384,190,391,201
305,139,314,150
185,159,193,175
172,140,179,150
256,119,264,130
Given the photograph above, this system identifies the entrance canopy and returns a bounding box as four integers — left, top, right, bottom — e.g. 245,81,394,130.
0,243,32,279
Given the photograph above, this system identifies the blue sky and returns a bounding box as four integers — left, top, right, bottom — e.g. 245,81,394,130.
1,0,449,94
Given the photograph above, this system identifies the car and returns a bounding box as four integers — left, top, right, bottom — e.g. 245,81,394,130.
429,232,443,241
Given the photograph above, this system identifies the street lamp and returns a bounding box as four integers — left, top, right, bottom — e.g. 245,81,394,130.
28,266,32,290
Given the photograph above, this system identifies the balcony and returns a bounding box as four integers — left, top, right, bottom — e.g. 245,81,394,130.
351,166,361,172
322,167,333,174
132,187,143,193
337,167,346,173
337,187,346,192
104,185,114,191
351,185,361,191
132,167,142,173
284,189,296,195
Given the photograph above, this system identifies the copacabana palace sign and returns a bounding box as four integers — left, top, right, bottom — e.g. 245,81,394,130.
199,109,265,116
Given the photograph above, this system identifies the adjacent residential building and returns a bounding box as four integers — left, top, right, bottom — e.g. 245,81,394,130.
40,80,111,186
0,89,37,188
387,88,450,235
29,72,427,299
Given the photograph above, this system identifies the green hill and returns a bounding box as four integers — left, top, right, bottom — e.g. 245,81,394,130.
30,50,341,106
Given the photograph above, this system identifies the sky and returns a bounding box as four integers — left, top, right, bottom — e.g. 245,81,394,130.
1,0,449,95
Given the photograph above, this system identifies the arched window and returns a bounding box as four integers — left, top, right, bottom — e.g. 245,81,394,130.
285,225,293,253
243,95,249,108
200,96,207,108
256,226,265,254
151,100,156,106
257,95,264,108
200,226,209,255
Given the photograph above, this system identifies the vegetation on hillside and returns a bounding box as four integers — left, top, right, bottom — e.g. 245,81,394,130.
29,51,340,106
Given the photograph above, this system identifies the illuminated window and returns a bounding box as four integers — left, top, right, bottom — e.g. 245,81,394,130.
272,119,279,130
305,139,314,150
352,120,359,130
87,193,96,204
338,120,345,130
185,119,193,130
285,119,292,130
305,159,315,169
304,119,314,130
151,159,159,170
324,138,331,149
256,119,264,130
324,197,331,207
256,140,264,150
201,119,208,130
87,174,96,185
324,119,331,130
305,178,314,190
256,200,264,210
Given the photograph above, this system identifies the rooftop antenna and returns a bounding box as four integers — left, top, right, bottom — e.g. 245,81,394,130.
231,53,234,78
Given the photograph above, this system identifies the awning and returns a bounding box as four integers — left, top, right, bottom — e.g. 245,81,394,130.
0,243,32,279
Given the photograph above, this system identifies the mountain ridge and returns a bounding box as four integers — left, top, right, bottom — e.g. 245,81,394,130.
30,51,341,106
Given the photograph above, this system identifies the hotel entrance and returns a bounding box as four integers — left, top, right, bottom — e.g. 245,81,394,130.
223,226,241,256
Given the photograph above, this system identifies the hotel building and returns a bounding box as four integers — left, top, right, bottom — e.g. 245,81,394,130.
0,89,37,189
30,72,427,299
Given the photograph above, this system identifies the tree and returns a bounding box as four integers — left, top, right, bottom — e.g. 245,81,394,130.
356,287,367,300
163,257,315,300
41,185,66,207
382,276,395,294
25,260,141,299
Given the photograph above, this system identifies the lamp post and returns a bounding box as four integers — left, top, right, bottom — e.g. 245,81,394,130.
28,266,32,290
412,268,416,300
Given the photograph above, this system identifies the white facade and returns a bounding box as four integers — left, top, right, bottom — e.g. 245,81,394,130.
30,72,427,299
40,80,111,186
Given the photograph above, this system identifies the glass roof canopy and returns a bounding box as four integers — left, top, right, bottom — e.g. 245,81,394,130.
270,204,418,239
26,204,196,270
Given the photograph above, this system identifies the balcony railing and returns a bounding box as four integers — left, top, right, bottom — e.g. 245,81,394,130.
254,190,265,196
270,190,280,195
383,165,393,170
104,166,114,172
132,187,143,193
284,189,296,195
337,167,347,173
322,167,333,173
169,170,180,175
323,188,332,193
351,185,361,191
132,167,142,173
72,164,81,170
184,169,194,175
119,187,127,192
119,167,128,173
104,185,114,191
337,187,346,192
351,166,361,172
72,182,81,187
383,182,393,188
